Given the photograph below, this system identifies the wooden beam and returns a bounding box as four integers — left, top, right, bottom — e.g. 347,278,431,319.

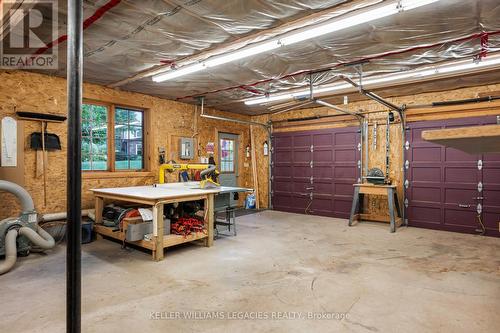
422,124,500,153
250,125,260,209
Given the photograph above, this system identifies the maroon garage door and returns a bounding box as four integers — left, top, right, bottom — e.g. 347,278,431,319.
406,116,500,237
272,126,360,218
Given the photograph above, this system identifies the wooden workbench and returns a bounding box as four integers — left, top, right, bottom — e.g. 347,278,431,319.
91,182,219,261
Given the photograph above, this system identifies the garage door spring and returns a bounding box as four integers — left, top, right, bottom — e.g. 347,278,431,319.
476,214,486,236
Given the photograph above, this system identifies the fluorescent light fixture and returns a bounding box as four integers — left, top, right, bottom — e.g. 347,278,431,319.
244,55,500,105
204,41,279,67
153,0,441,82
152,63,205,82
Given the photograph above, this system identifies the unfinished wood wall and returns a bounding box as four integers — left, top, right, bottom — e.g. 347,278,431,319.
0,70,253,219
252,82,500,213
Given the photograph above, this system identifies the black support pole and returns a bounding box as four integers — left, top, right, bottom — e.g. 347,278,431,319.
67,0,83,332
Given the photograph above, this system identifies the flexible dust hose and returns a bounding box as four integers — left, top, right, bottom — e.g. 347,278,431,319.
0,229,19,275
19,226,55,250
0,180,35,212
200,164,216,179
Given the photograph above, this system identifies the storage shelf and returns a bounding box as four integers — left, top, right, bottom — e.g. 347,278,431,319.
94,224,207,251
422,124,500,154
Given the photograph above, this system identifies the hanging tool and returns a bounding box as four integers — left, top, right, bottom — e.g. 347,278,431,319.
17,111,66,206
373,122,378,150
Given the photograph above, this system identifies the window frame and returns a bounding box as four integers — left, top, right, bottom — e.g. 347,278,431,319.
82,99,150,175
219,138,236,174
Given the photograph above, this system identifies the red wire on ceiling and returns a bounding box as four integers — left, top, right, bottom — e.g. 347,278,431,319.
33,0,122,55
175,30,500,101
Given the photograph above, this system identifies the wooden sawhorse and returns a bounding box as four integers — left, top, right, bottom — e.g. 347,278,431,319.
348,184,402,233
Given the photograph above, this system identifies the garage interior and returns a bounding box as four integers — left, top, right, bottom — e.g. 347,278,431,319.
0,0,499,332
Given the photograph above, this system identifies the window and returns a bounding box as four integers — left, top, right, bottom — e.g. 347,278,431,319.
220,138,235,173
82,104,108,171
81,102,146,172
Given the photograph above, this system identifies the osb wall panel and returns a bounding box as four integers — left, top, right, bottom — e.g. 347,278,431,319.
252,82,500,217
0,70,252,219
250,115,271,209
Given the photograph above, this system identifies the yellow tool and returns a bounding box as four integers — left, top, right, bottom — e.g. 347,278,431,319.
158,163,220,189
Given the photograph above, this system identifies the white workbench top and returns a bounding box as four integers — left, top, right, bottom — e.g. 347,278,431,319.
91,182,253,201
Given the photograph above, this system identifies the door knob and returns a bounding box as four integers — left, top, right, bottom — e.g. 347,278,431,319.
458,204,471,208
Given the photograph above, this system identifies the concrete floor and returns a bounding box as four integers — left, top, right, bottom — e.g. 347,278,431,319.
1,210,499,333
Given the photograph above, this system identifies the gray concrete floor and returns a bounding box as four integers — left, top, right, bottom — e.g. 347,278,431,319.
1,210,499,333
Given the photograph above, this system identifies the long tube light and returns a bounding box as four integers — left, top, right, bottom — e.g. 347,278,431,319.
152,0,440,82
244,54,500,105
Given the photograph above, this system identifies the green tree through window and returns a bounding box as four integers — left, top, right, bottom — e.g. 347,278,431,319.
81,103,145,171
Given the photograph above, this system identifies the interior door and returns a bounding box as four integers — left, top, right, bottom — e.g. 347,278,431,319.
218,132,238,206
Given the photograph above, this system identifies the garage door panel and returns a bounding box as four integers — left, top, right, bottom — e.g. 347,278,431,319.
335,183,355,196
334,132,357,145
313,150,333,162
444,188,477,205
313,165,332,179
313,133,333,147
334,199,352,218
293,150,311,163
444,166,478,183
274,136,292,148
314,182,333,195
411,186,440,202
408,206,441,224
273,180,292,193
407,116,499,237
483,189,500,208
273,194,293,208
335,149,356,161
334,166,357,178
483,168,500,186
293,166,311,178
412,167,441,182
274,150,292,162
412,146,442,162
293,135,312,147
272,126,359,218
444,148,478,162
273,166,292,177
444,209,478,228
483,212,500,237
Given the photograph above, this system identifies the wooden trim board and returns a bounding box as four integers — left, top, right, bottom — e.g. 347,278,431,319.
422,124,500,153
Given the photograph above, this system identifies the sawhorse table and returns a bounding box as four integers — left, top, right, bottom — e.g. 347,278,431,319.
348,183,402,233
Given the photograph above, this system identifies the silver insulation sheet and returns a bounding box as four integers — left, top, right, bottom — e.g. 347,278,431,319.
21,0,500,113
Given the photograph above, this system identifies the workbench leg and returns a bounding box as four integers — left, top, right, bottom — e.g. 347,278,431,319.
387,189,396,233
349,187,360,226
153,203,164,261
205,194,214,247
94,196,104,224
394,192,402,217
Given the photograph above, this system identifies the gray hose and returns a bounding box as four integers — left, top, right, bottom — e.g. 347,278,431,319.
0,229,18,275
18,226,55,250
0,180,35,212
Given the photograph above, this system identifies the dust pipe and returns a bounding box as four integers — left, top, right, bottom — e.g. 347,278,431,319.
339,74,407,226
198,97,273,209
298,76,368,179
0,180,55,275
67,0,83,332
